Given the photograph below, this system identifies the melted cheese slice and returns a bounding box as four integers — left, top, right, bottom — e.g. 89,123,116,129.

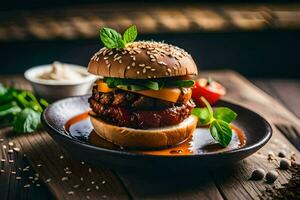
132,88,181,103
97,81,113,93
97,81,184,102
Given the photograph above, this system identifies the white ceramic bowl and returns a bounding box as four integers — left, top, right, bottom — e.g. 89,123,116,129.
24,63,96,101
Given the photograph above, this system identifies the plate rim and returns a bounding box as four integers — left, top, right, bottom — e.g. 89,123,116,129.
42,95,272,159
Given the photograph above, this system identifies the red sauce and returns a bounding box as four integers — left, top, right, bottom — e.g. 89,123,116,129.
65,112,246,156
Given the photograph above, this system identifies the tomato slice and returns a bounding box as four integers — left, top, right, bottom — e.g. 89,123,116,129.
191,78,226,107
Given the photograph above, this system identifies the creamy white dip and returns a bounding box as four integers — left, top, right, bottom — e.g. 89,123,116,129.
39,61,86,81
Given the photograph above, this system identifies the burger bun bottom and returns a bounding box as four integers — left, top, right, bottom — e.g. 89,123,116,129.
89,114,198,149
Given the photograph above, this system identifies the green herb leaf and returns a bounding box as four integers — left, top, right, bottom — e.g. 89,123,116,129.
192,107,212,125
141,80,160,90
13,108,41,133
117,84,146,91
123,25,137,44
200,96,213,118
169,80,195,88
0,85,14,104
214,107,237,123
210,119,232,147
0,101,21,117
104,77,159,91
100,25,138,49
117,34,126,48
100,28,123,49
0,84,7,96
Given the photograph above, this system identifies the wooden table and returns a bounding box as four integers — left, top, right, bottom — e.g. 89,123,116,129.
0,70,299,200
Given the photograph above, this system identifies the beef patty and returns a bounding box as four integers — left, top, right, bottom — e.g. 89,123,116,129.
89,86,195,129
89,98,195,129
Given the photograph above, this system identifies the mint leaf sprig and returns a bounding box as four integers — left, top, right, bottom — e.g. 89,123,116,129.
192,97,237,147
100,25,137,49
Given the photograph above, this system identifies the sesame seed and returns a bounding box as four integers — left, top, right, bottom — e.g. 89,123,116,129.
36,184,40,187
95,185,99,190
68,191,74,195
73,184,80,189
0,139,4,142
142,69,146,74
8,160,14,163
127,66,130,70
13,147,20,152
86,188,91,192
24,184,30,188
37,164,42,167
0,170,4,173
151,59,156,62
81,161,85,165
102,195,107,199
132,62,135,67
8,149,13,154
91,181,95,185
86,195,91,199
147,76,152,78
3,145,6,149
80,177,84,181
102,180,106,184
16,176,22,180
113,53,119,58
108,51,113,55
59,155,64,159
65,171,72,174
1,159,5,162
102,49,108,56
114,56,122,61
104,57,108,60
158,61,167,66
11,171,16,175
8,142,14,146
107,64,111,68
167,68,172,72
118,60,122,63
139,64,145,67
88,168,92,173
29,176,33,180
151,68,156,71
137,71,140,75
61,177,68,181
105,60,109,64
45,178,51,183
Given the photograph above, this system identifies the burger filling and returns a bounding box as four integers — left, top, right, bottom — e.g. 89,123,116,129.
88,78,195,129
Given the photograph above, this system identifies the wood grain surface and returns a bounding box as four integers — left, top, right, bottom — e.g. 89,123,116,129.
0,70,299,200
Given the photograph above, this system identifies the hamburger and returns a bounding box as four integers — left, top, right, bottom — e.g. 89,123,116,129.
87,37,198,148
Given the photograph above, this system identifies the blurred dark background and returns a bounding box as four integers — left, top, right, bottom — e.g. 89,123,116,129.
1,1,300,78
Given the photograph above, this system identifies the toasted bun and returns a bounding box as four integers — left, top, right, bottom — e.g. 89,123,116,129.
90,114,198,148
88,41,198,79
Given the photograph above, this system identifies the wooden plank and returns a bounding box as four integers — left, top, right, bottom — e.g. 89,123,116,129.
253,79,300,119
116,169,223,200
201,70,300,200
0,127,53,200
0,76,130,200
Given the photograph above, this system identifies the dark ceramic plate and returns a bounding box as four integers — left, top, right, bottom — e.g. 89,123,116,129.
42,95,272,169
